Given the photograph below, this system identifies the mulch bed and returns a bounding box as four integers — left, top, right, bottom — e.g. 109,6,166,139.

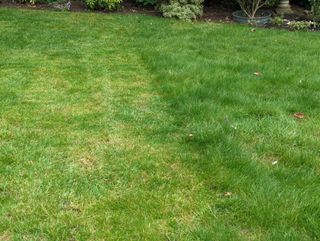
0,0,234,21
202,4,234,22
0,0,160,15
0,0,318,31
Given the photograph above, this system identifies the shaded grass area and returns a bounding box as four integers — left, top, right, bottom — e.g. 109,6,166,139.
0,8,320,240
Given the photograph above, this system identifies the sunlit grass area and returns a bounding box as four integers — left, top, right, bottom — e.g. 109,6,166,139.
0,8,319,240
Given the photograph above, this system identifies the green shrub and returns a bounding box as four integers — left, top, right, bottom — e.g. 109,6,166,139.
272,16,285,26
309,0,320,21
85,0,122,10
51,0,71,11
288,20,316,30
160,0,203,21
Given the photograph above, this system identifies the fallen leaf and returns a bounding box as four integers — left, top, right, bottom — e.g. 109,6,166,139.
254,72,261,76
188,134,194,138
231,124,237,130
224,192,232,197
293,113,305,119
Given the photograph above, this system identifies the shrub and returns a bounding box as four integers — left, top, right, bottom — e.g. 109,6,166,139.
288,20,316,30
85,0,122,10
51,0,71,11
272,16,285,26
160,0,203,21
309,0,320,21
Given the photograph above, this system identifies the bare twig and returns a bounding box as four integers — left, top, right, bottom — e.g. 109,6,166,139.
236,0,270,18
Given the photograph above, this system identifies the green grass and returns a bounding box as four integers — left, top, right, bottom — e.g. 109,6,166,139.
0,8,320,240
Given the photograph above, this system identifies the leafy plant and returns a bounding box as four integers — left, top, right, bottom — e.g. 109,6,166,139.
272,16,285,26
51,0,71,11
85,0,121,10
288,20,316,30
160,0,203,21
309,0,320,21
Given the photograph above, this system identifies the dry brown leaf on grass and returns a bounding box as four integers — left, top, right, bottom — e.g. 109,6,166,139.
224,192,233,197
293,113,305,119
254,72,261,76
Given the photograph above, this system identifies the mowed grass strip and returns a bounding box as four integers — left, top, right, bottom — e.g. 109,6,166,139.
0,8,319,240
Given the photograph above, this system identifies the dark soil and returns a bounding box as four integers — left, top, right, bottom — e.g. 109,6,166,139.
0,0,160,14
0,0,53,10
0,0,236,22
202,4,235,22
0,0,239,22
0,0,317,31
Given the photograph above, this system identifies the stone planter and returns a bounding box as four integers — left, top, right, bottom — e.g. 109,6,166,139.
277,0,293,14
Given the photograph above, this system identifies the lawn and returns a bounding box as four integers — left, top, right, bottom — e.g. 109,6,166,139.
0,8,320,240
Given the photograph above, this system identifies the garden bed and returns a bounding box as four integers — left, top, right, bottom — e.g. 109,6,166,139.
0,0,160,14
0,0,318,31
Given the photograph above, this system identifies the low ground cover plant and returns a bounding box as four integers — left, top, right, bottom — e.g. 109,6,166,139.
160,0,204,21
271,15,318,30
288,19,317,30
85,0,122,10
